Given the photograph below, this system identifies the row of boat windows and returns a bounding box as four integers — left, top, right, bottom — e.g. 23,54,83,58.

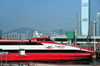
36,39,52,41
0,42,43,45
0,50,91,53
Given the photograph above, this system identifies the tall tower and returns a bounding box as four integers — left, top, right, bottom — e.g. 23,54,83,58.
81,0,90,36
89,21,94,36
77,13,81,36
96,12,100,36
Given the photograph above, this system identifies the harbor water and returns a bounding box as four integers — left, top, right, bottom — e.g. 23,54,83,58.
1,58,100,66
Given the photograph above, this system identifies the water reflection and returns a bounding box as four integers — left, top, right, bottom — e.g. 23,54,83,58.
36,59,93,65
1,58,100,66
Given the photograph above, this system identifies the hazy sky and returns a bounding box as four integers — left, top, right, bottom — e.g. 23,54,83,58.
0,0,100,33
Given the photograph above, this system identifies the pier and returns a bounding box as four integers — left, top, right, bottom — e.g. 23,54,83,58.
96,50,100,58
92,50,100,59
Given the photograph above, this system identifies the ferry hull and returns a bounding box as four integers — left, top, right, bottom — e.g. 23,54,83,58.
0,53,94,61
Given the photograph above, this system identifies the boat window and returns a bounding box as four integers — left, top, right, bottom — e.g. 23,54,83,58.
0,42,43,45
26,42,43,45
36,39,52,41
0,42,18,45
25,50,92,53
37,39,43,41
45,39,52,41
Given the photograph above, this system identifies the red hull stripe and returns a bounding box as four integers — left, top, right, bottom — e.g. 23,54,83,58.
1,55,90,60
0,53,93,60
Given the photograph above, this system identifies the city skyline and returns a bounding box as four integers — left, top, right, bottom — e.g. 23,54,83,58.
0,0,100,33
2,28,65,39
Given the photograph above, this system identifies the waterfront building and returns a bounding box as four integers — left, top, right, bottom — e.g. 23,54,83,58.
21,33,26,40
10,33,13,39
76,13,81,36
81,0,90,36
96,12,100,36
42,32,50,37
52,30,58,33
17,33,21,39
32,31,34,37
4,34,7,39
12,32,18,39
2,35,4,39
58,29,64,35
53,35,100,45
50,32,59,37
26,31,29,39
89,21,94,36
7,33,11,39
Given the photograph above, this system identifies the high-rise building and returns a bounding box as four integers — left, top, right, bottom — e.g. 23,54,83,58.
50,32,59,37
21,33,26,40
52,30,58,33
4,34,7,39
0,30,2,37
17,33,20,39
89,21,94,36
7,33,11,39
76,13,81,36
58,29,64,35
26,31,28,39
96,12,100,36
81,0,90,36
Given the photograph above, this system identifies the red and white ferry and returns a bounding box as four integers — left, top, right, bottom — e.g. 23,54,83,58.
0,37,94,61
